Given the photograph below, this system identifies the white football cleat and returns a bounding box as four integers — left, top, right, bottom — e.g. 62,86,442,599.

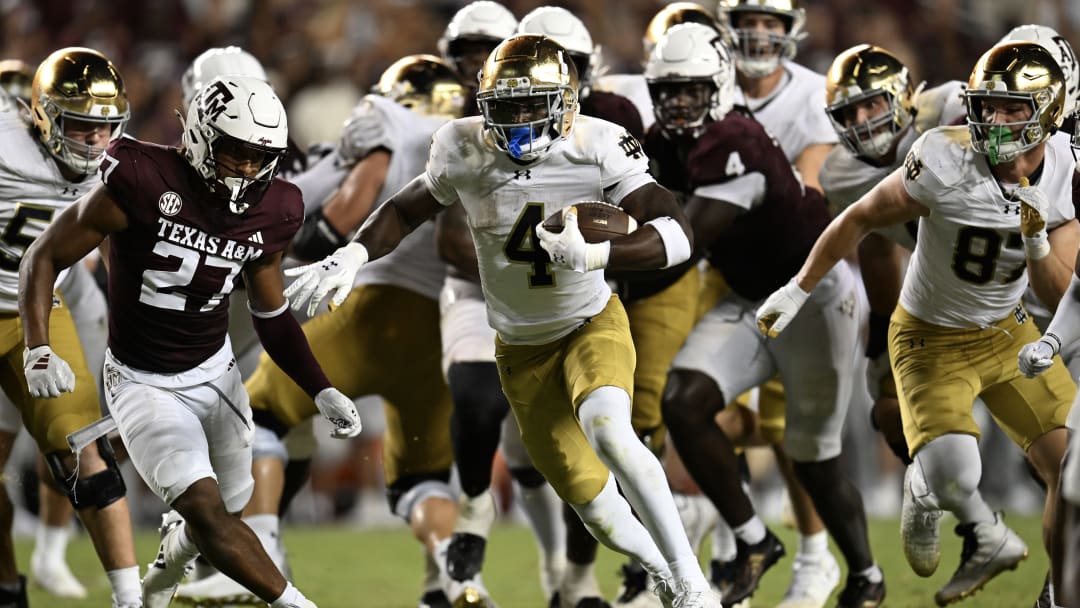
30,551,87,599
776,551,841,608
174,570,257,605
142,511,195,608
901,466,943,577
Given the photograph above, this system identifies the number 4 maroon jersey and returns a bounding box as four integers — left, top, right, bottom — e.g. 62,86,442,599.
101,137,303,373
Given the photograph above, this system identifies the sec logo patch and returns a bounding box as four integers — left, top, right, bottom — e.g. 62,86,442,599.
159,191,183,216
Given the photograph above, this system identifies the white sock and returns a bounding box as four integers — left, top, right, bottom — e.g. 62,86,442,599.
106,566,141,605
856,564,883,584
733,516,766,545
170,522,200,565
570,474,671,584
270,581,309,607
455,490,497,538
433,537,453,580
579,387,703,586
514,481,566,598
711,516,737,562
33,525,70,565
243,514,285,569
914,434,995,524
561,560,602,602
796,530,829,559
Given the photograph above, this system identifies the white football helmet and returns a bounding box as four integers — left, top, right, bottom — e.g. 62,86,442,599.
645,23,735,136
31,47,130,175
998,24,1079,120
517,7,597,91
181,46,268,110
181,75,287,214
438,1,518,81
717,0,807,78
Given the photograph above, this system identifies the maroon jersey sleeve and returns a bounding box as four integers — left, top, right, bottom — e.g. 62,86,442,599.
103,138,302,373
688,116,832,301
581,90,645,142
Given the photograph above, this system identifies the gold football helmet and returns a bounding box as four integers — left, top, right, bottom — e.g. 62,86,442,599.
964,41,1065,165
0,59,33,104
31,47,129,175
825,45,919,159
644,3,720,59
717,0,806,78
376,54,466,119
477,34,578,161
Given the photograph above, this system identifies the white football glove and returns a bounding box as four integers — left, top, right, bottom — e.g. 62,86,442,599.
1018,333,1061,379
23,345,76,399
314,387,363,439
284,242,368,317
534,208,610,273
337,100,386,165
1016,177,1050,260
755,278,811,338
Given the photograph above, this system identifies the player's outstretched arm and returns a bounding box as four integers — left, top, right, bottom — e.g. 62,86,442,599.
435,201,480,283
756,170,926,337
285,175,446,315
19,183,128,349
246,252,361,438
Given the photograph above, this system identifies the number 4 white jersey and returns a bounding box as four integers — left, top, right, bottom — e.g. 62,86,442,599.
900,127,1076,328
0,106,89,313
424,115,654,345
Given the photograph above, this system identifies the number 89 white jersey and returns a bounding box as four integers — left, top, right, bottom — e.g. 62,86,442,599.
424,115,654,345
900,126,1076,328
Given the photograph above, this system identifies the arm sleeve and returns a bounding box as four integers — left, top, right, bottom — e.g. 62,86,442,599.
251,303,331,398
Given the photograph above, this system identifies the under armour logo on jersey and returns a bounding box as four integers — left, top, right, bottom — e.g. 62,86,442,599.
248,231,264,244
514,170,532,180
1002,203,1021,215
200,81,236,122
60,186,79,196
618,133,643,159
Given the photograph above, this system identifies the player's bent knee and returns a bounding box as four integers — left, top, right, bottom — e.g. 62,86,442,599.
388,475,454,523
448,362,508,430
252,425,287,463
662,370,725,430
46,437,126,510
510,466,547,489
221,478,254,514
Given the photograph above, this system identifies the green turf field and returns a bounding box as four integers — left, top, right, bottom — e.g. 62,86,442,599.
22,514,1049,607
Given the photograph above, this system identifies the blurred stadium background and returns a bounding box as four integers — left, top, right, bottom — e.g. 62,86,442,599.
1,0,1078,606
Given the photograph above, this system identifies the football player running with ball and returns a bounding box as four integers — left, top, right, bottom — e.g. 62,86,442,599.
287,34,720,608
20,75,361,608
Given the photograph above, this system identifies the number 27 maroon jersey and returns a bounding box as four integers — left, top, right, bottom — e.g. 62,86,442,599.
101,138,303,374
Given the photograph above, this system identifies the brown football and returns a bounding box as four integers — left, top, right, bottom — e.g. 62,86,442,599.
542,201,638,244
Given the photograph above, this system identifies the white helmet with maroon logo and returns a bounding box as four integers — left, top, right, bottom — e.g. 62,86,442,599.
181,75,287,214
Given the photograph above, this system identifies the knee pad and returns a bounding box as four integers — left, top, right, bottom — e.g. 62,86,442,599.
252,425,287,462
46,437,126,511
387,473,454,522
